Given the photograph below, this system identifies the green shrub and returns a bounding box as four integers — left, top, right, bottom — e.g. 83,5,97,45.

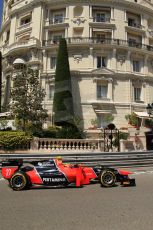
144,119,153,128
113,132,129,147
0,131,32,150
33,125,84,139
125,113,138,126
56,125,84,139
33,126,60,138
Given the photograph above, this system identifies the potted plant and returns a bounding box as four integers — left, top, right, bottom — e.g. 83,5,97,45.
125,113,138,128
103,114,114,124
144,119,153,128
89,119,98,129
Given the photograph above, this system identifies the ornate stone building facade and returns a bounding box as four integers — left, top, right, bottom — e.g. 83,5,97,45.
1,0,153,129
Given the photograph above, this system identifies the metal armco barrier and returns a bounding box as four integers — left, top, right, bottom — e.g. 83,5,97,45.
1,151,153,168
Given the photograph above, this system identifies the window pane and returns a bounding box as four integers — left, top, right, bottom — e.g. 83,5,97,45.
97,85,101,98
102,57,106,67
97,114,109,128
20,16,31,25
97,56,101,68
54,14,63,23
96,13,105,22
49,85,54,99
128,18,135,26
53,35,63,43
97,85,107,99
134,87,141,101
133,60,140,72
50,57,56,69
97,56,106,68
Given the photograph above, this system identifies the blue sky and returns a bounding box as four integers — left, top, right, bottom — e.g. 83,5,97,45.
0,0,3,26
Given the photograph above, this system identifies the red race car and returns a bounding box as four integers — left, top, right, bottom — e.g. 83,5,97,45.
1,158,136,191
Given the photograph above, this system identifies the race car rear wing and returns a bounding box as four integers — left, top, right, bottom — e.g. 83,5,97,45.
2,159,23,167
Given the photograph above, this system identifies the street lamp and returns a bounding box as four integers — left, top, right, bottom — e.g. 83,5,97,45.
146,103,153,116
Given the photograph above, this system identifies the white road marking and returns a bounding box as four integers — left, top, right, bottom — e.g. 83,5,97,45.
133,170,153,175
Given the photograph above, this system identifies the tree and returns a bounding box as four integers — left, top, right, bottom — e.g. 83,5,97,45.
0,51,2,113
53,38,74,127
10,68,48,131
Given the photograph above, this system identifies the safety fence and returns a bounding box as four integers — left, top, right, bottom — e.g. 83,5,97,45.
0,151,153,168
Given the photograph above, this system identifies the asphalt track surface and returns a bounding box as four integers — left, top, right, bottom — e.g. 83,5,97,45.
0,169,153,230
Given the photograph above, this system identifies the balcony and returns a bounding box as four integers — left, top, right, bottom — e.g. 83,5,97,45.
148,30,153,39
90,17,114,28
2,60,13,73
93,17,110,23
16,22,32,34
49,17,65,25
128,21,142,29
42,37,153,53
45,17,68,28
126,16,144,34
3,37,41,56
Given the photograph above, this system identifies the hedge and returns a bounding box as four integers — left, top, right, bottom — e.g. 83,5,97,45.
33,126,84,139
0,131,32,150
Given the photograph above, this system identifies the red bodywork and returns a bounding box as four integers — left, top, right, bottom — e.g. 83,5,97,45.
54,159,97,186
2,167,18,179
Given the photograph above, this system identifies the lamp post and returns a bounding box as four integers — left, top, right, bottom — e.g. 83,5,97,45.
146,103,153,116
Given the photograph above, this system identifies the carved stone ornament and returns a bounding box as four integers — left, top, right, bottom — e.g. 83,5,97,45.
117,54,125,65
73,55,82,63
72,17,86,25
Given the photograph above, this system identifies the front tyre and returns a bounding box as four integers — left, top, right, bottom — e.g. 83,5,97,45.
100,169,116,187
10,172,28,191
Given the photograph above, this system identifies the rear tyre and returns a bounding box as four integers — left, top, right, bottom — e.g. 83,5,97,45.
100,169,116,187
10,172,28,191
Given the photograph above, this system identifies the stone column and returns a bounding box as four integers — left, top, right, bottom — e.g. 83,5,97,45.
108,78,113,100
126,51,131,72
142,82,146,102
111,7,114,19
42,50,47,72
89,5,92,18
30,137,39,150
111,49,116,70
144,55,148,75
89,47,94,69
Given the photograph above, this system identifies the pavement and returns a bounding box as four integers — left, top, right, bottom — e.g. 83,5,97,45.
1,167,153,230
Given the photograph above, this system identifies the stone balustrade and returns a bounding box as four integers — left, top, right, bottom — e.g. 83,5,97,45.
31,138,104,152
3,37,41,56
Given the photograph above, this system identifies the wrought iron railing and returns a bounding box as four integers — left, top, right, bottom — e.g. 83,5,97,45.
49,17,65,25
93,17,110,23
128,22,142,29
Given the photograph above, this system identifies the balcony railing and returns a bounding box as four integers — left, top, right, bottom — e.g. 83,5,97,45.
128,22,142,29
93,17,110,23
3,37,41,55
149,30,153,37
49,17,65,25
42,37,153,52
16,22,32,32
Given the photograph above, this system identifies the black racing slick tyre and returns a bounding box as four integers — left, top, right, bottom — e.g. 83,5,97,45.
10,172,28,191
100,169,116,187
